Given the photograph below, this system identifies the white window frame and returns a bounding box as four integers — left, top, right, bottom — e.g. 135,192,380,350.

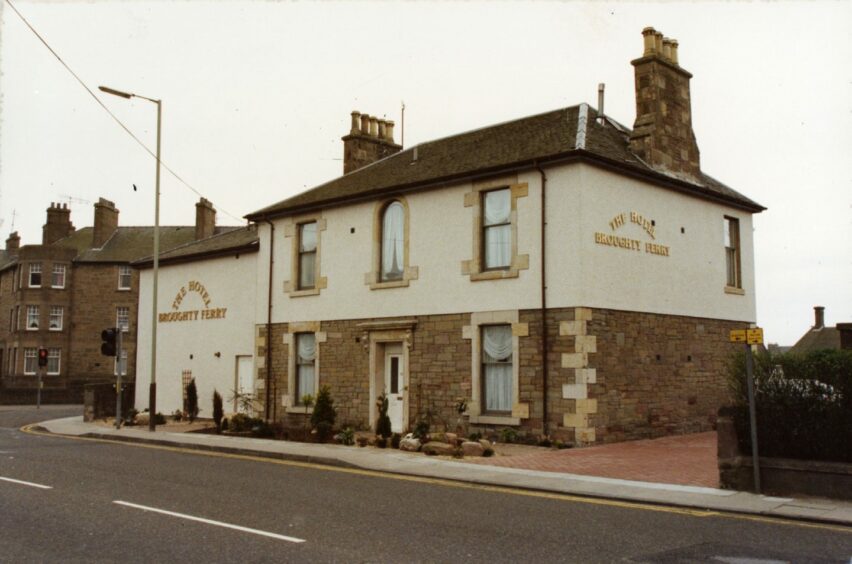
51,264,66,289
26,305,39,331
116,306,130,332
724,216,742,291
47,348,60,375
49,306,63,331
295,333,317,405
463,310,526,426
118,265,132,290
29,263,42,288
297,221,318,291
285,322,325,413
481,324,514,414
24,348,37,375
482,188,512,271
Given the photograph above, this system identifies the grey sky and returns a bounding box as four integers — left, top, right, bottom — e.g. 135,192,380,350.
1,1,850,346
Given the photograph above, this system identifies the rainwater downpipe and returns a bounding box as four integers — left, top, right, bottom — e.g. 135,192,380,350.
535,162,549,438
265,218,275,423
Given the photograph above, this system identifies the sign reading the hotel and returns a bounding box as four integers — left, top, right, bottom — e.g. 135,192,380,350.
594,211,671,257
159,280,227,323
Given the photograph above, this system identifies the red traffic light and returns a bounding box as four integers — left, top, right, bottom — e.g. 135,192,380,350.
101,328,118,357
38,348,49,368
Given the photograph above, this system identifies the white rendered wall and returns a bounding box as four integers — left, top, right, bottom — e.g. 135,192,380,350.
262,170,543,324
135,251,258,417
256,163,757,325
546,163,756,321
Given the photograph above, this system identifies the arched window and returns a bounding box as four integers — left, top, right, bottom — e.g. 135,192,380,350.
381,201,405,281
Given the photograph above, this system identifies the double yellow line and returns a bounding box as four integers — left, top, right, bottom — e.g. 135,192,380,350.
21,424,851,534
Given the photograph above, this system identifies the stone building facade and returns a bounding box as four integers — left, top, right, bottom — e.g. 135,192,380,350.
0,197,222,403
244,27,765,445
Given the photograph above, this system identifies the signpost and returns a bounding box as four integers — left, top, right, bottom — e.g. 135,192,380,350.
730,326,764,493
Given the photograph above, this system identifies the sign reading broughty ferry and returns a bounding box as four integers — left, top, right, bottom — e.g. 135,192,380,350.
594,211,671,257
159,280,227,323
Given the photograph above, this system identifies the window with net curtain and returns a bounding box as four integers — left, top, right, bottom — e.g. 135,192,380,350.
296,333,316,404
483,189,511,269
482,325,513,412
381,201,405,281
298,222,317,290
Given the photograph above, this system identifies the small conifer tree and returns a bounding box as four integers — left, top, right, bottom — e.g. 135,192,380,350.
213,390,224,433
376,393,392,439
311,385,337,442
186,379,199,422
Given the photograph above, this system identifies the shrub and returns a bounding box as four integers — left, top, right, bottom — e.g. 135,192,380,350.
229,413,265,433
376,437,387,448
391,433,401,449
727,349,852,462
467,432,482,442
153,412,167,425
500,428,518,444
483,447,495,457
221,417,229,431
213,390,224,433
171,409,183,422
185,379,199,422
123,408,138,426
336,427,355,446
311,386,337,442
376,393,392,439
412,419,430,440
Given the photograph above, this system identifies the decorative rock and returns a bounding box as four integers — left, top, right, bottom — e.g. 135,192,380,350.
478,439,493,451
422,441,456,456
461,441,485,457
444,432,459,445
399,437,421,452
135,413,150,425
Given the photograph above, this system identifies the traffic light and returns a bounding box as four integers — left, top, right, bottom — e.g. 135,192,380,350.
101,328,118,357
38,348,49,368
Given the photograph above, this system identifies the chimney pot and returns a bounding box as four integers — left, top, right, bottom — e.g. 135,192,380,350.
662,38,673,62
360,114,370,135
378,120,387,140
350,111,361,134
386,120,395,142
670,39,679,65
654,31,664,56
642,27,657,56
597,83,605,123
814,306,825,329
369,117,379,137
343,109,403,174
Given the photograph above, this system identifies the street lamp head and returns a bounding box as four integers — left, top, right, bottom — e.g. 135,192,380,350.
98,85,133,99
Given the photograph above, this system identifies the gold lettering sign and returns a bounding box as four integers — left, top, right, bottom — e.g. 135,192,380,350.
596,211,670,257
159,280,226,323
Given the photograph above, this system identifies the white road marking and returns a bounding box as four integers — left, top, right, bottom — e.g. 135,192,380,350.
113,500,306,543
0,476,53,489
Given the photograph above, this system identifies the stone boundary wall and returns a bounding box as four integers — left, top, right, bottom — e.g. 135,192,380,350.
83,382,135,421
257,308,745,444
717,414,852,499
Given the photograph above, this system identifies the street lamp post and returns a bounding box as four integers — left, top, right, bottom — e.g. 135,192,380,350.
99,85,161,431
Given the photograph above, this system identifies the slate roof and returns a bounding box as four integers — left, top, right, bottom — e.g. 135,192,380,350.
0,250,15,271
133,225,257,268
789,327,843,354
247,104,764,220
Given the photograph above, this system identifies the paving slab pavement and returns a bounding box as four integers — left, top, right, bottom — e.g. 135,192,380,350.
32,416,852,528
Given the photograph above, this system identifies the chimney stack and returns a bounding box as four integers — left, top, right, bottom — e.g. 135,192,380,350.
5,231,20,253
629,27,701,179
42,202,75,245
814,306,825,329
342,109,403,174
92,198,119,248
195,197,216,240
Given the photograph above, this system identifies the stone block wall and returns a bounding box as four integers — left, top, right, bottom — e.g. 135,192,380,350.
258,307,747,445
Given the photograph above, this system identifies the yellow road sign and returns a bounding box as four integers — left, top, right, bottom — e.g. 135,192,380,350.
729,329,747,343
747,328,764,345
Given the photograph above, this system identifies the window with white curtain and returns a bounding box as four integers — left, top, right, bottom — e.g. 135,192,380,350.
482,325,513,412
298,222,317,290
381,201,405,281
24,348,37,375
47,348,60,375
49,306,63,331
482,189,511,269
52,264,66,288
26,305,39,330
296,333,316,404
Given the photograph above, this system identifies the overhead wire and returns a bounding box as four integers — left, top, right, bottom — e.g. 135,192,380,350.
4,0,245,224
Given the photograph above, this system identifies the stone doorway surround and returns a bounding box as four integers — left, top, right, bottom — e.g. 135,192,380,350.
357,319,416,433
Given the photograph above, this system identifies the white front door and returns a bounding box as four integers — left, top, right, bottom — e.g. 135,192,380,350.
384,348,404,433
236,356,254,413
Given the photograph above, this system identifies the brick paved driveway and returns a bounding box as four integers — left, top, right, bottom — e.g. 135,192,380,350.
470,432,718,488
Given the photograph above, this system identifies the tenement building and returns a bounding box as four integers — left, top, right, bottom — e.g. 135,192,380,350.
0,197,225,403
